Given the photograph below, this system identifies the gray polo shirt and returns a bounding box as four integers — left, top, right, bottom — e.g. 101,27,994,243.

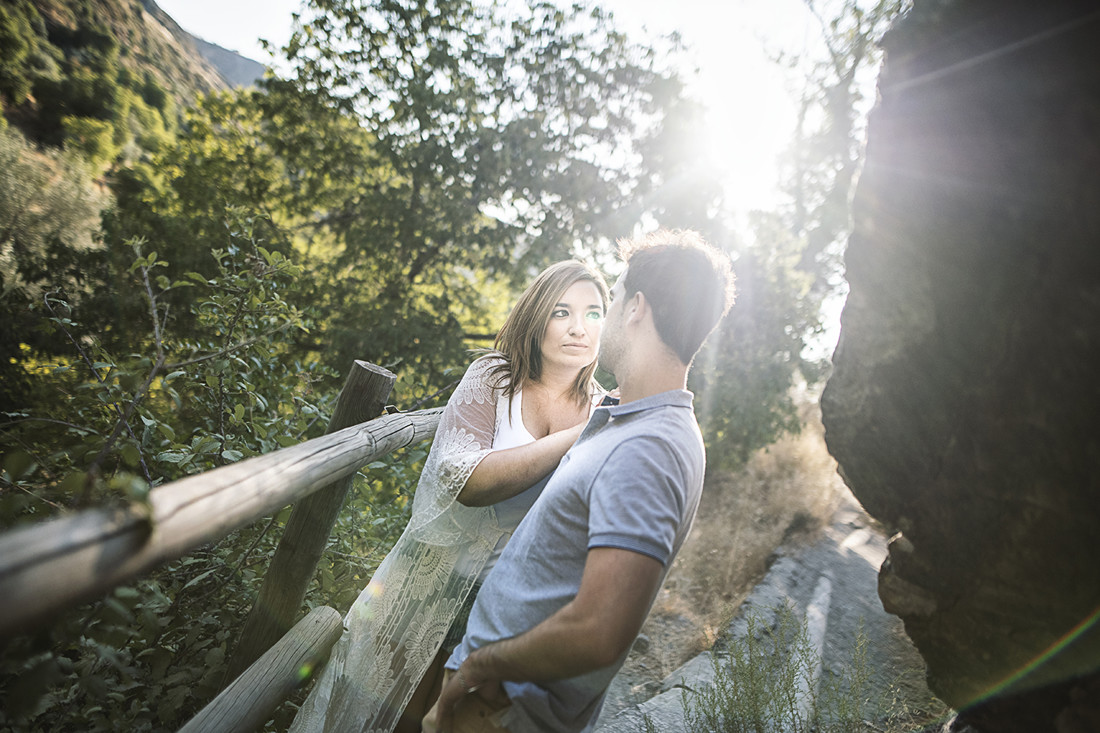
447,389,706,733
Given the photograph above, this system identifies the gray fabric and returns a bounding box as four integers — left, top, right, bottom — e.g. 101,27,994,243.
447,389,706,733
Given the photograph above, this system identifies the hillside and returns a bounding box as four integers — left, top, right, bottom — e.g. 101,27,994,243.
32,0,229,98
2,0,265,151
190,35,266,88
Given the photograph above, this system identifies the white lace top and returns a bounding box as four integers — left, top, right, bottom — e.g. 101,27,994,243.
289,355,595,733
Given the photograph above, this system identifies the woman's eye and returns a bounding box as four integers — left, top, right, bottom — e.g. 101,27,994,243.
551,309,568,318
585,311,603,321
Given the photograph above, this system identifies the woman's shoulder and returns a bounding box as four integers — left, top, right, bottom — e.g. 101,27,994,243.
449,353,510,402
465,352,508,381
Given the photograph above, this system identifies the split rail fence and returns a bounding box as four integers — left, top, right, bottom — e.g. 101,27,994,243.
0,361,444,732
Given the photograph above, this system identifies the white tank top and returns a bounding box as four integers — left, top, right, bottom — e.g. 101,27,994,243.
478,389,552,581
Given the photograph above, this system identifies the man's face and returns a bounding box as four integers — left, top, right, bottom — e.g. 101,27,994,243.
597,272,628,376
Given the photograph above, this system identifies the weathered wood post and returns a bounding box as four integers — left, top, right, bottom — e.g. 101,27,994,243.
179,605,343,733
224,360,396,681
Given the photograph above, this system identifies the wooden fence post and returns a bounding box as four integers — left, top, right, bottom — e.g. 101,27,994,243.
224,360,395,681
179,605,343,733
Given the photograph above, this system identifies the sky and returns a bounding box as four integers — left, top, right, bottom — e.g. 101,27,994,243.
156,0,825,216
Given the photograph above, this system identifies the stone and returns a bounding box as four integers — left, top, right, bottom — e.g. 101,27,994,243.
820,0,1100,730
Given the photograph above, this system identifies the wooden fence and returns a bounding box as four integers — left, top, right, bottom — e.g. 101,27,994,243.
0,361,445,732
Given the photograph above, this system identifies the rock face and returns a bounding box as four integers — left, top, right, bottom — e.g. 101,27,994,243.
821,1,1100,731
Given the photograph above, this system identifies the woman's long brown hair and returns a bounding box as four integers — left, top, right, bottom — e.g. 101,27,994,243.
485,260,609,406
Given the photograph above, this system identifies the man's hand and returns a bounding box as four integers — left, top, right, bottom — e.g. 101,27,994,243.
422,653,506,733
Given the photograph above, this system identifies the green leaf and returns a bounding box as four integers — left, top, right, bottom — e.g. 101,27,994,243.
182,567,219,590
3,450,37,480
220,449,243,462
141,647,174,679
5,656,64,721
204,646,224,668
120,443,141,468
59,471,86,494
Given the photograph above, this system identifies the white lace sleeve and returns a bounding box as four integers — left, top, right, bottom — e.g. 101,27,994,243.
407,355,502,535
289,356,509,733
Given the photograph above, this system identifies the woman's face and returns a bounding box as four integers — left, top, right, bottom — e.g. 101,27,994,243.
539,280,604,374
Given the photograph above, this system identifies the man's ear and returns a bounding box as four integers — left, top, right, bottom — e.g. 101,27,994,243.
624,291,647,324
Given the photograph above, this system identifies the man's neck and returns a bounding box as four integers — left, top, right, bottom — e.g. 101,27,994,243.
616,354,688,405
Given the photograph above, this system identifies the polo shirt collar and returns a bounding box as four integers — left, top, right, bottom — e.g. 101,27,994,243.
603,389,694,418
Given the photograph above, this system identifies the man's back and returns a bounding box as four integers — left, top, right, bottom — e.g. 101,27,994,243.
451,389,705,733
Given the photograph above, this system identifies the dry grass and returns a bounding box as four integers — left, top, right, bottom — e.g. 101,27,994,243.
635,395,848,679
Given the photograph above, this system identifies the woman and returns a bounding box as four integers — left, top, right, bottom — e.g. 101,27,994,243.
289,260,609,733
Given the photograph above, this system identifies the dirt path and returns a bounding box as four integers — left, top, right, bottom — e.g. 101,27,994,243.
595,491,944,731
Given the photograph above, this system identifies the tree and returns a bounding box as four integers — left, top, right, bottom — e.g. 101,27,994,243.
279,0,687,394
0,124,111,411
0,216,337,732
780,0,910,299
630,0,908,471
0,0,41,105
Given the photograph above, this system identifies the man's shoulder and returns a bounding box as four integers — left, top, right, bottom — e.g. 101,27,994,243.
618,402,702,445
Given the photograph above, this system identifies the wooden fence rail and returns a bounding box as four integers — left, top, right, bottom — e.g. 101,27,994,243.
178,605,344,733
0,406,444,638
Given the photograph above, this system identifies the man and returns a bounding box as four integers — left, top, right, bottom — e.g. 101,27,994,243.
424,229,735,733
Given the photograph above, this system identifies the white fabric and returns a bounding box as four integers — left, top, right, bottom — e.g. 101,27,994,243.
289,356,598,733
478,390,544,580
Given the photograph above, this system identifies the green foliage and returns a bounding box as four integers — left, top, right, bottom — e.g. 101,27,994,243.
2,0,184,174
777,0,910,296
0,213,358,730
667,0,908,471
280,0,686,391
0,124,112,412
691,220,821,471
0,0,42,104
0,1,916,727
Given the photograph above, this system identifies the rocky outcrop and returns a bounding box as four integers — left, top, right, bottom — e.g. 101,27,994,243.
821,1,1100,731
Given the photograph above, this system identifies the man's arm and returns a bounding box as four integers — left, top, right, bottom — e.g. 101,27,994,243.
428,546,664,732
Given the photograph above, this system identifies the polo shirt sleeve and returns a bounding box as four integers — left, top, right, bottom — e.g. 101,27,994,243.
587,435,686,565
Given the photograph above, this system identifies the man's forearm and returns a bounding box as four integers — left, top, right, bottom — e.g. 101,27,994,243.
429,549,664,732
463,601,624,686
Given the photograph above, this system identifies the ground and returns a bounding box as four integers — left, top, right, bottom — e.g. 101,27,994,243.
595,489,951,732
